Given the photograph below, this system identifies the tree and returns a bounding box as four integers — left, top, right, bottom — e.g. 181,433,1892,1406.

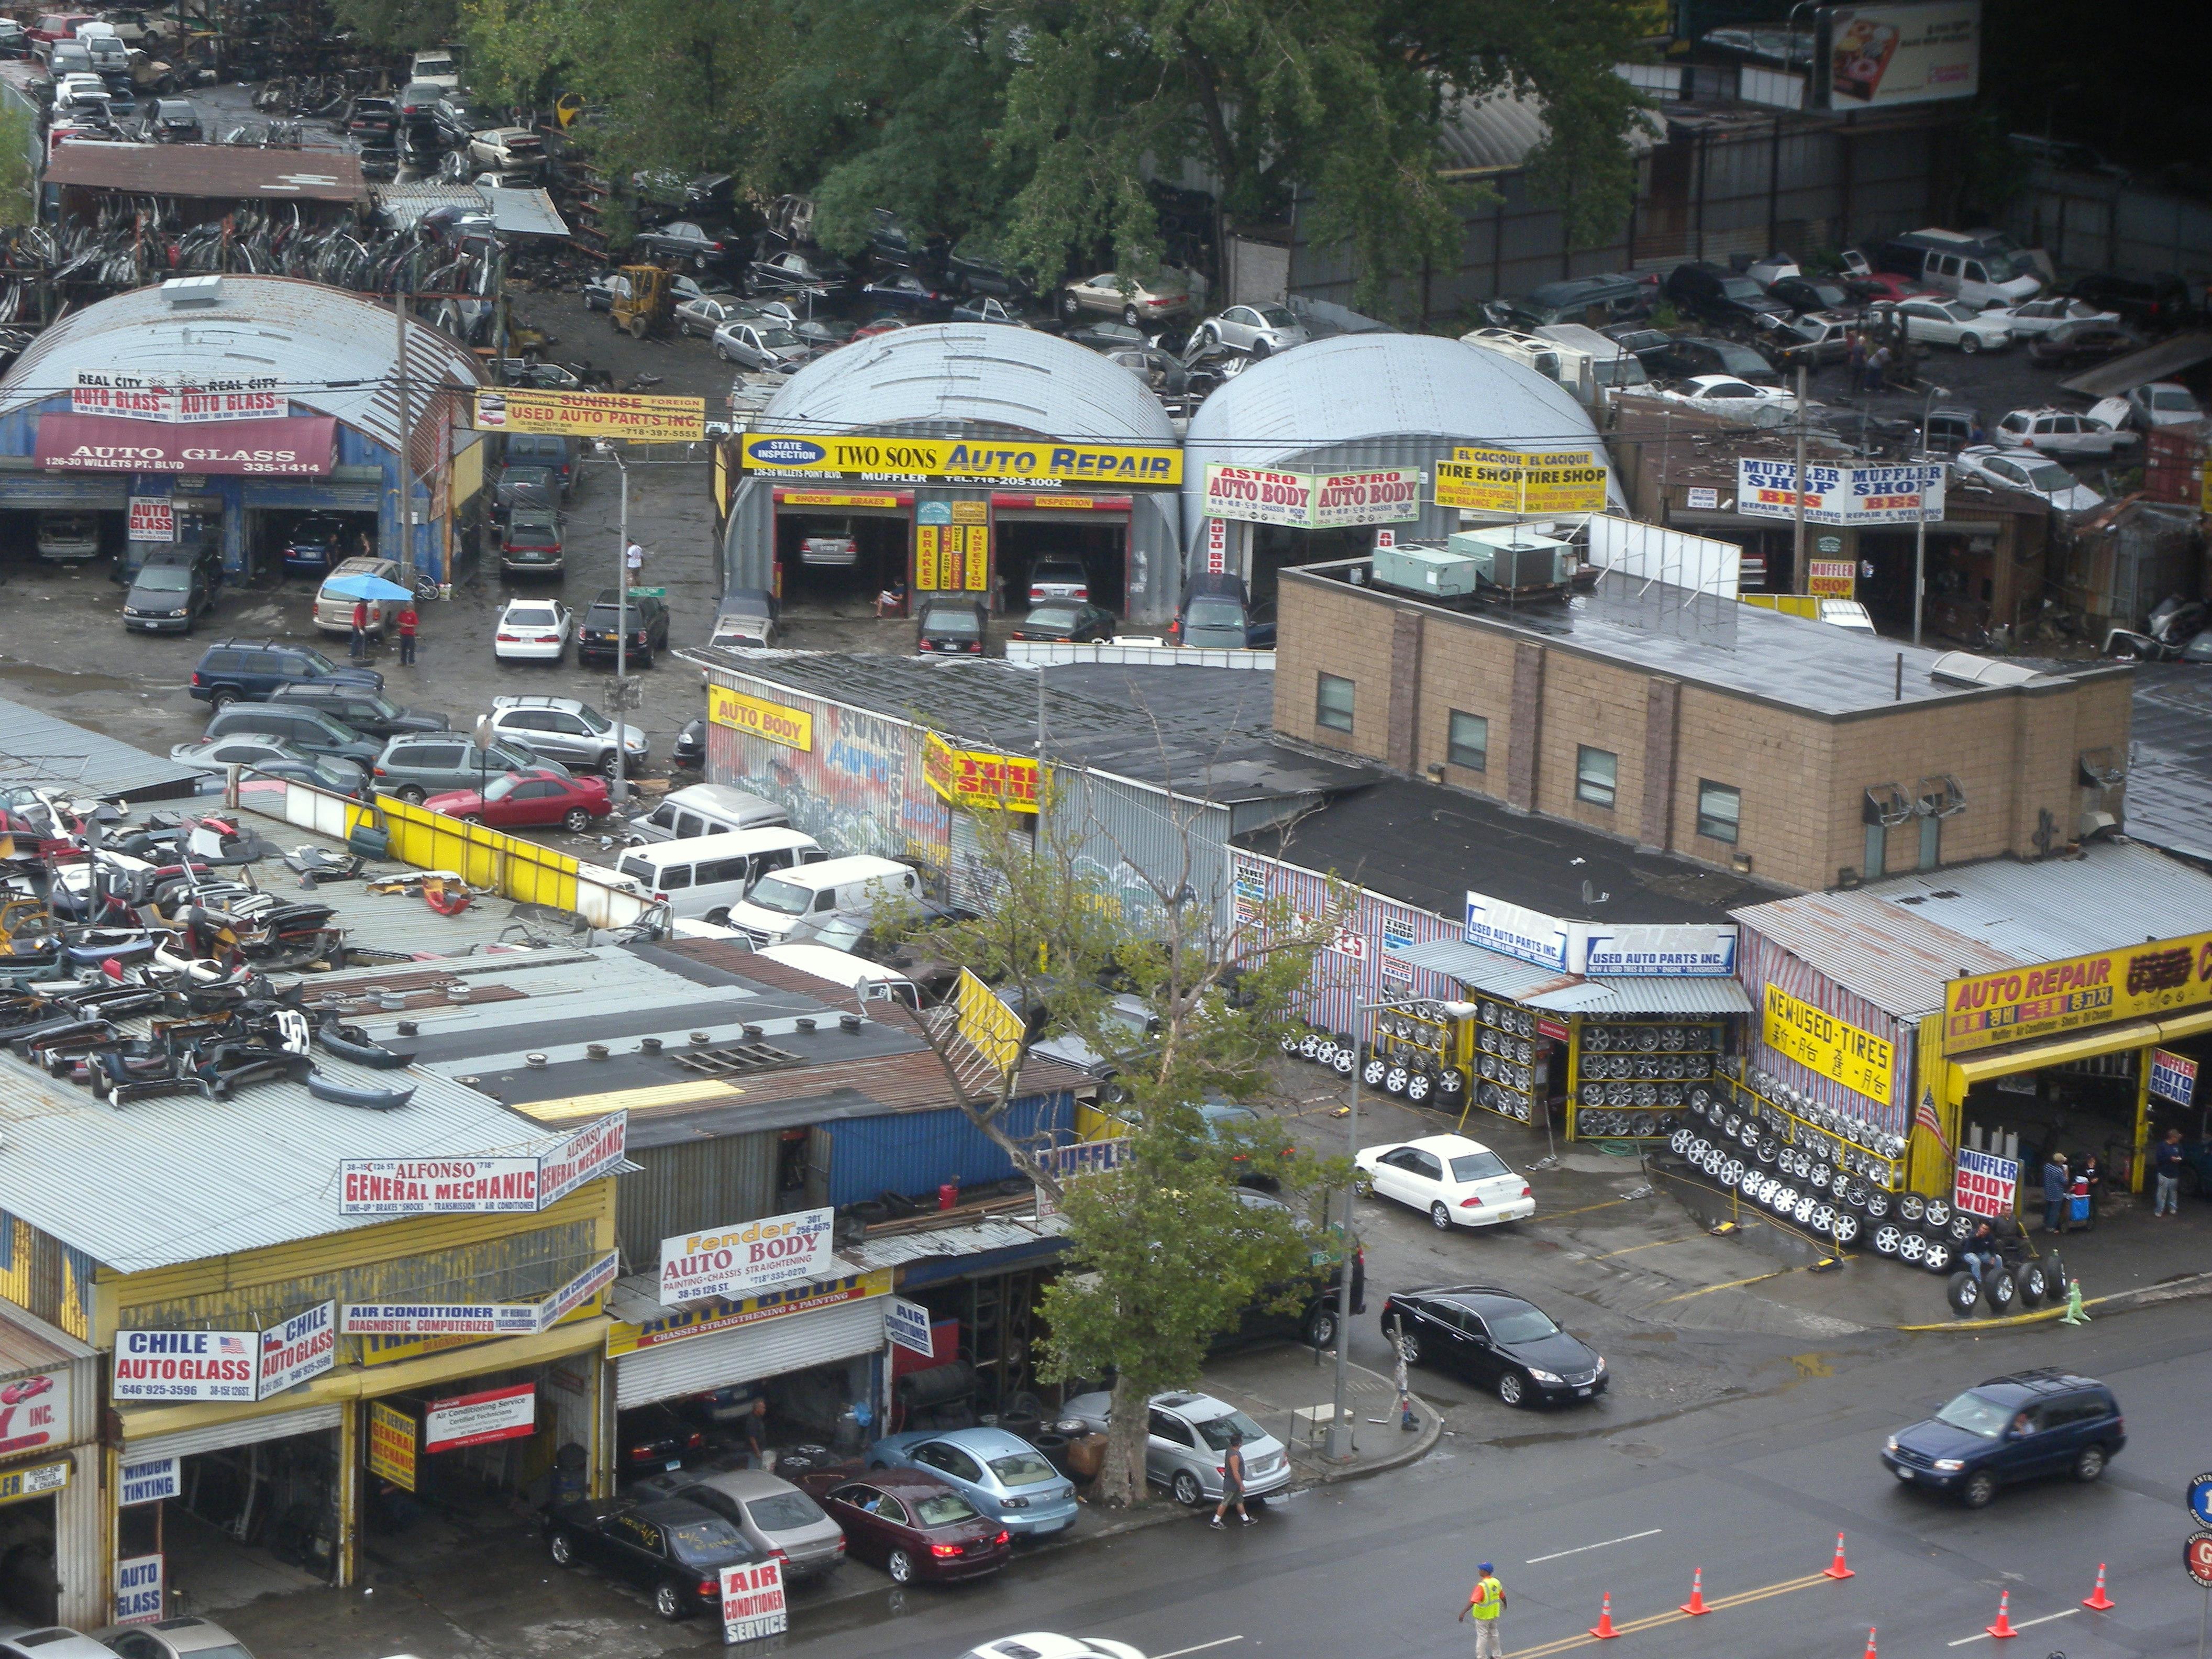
889,770,1355,1508
0,108,34,229
331,0,459,53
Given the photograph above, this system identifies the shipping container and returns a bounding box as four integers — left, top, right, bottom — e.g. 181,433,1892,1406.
817,1094,1074,1208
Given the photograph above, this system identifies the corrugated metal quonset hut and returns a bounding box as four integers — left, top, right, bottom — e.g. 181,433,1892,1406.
1179,331,1622,610
0,274,486,580
724,323,1186,624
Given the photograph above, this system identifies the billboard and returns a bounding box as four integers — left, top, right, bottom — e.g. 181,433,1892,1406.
1823,1,1981,108
659,1208,837,1305
473,389,705,442
740,430,1181,486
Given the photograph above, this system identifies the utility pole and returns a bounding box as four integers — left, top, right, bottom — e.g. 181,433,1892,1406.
612,445,630,805
1791,360,1809,593
1913,382,1948,647
1327,992,1420,1461
393,280,414,589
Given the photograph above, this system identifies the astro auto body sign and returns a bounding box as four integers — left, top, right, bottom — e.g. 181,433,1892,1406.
36,414,337,475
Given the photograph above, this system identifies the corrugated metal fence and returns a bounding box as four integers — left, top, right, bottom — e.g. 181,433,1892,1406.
1738,926,1915,1137
1231,848,1462,1034
818,1094,1073,1207
616,1135,780,1273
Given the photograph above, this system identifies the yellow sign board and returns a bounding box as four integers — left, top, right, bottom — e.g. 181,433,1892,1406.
923,731,1039,812
473,389,705,443
1941,932,2212,1054
0,1458,68,1507
605,1270,892,1358
741,431,1181,486
366,1400,417,1491
707,685,814,751
1437,447,1608,514
955,968,1024,1080
1762,984,1895,1104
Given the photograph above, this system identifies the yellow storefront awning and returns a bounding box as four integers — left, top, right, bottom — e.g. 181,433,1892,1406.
113,1316,610,1443
2158,1007,2212,1045
1945,1017,2165,1089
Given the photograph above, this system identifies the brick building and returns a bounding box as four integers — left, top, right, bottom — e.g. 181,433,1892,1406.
1274,559,2134,893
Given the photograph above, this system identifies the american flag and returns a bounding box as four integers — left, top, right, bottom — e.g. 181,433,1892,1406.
1914,1090,1950,1156
217,1335,247,1356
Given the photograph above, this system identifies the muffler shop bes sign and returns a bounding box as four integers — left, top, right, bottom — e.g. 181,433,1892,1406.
661,1207,836,1305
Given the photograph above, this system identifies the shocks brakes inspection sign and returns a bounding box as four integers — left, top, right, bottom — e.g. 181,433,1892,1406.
740,432,1181,486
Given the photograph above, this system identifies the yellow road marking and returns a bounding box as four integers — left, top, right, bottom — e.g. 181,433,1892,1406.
1653,1267,1795,1304
1532,1196,1639,1221
1581,1236,1701,1261
1505,1573,1833,1658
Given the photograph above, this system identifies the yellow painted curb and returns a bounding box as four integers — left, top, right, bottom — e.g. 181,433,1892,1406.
1898,1271,2212,1332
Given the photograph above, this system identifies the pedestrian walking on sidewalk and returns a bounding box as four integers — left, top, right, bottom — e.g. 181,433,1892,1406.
396,601,418,666
625,539,646,581
2153,1127,2185,1216
1459,1563,1506,1658
1209,1432,1253,1529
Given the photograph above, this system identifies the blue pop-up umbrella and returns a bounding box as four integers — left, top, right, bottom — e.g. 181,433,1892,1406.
319,571,416,602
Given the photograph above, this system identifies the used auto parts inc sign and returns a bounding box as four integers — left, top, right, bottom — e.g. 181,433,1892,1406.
473,389,704,443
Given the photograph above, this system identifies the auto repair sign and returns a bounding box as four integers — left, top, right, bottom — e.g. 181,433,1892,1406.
1953,1146,2019,1218
113,1329,259,1401
660,1207,836,1304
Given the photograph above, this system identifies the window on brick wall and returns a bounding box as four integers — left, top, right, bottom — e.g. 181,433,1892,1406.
1864,821,1886,877
1447,710,1488,771
1696,780,1741,844
1316,673,1354,733
1576,746,1617,809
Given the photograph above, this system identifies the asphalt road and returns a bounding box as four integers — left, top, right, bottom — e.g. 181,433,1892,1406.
763,1303,2207,1659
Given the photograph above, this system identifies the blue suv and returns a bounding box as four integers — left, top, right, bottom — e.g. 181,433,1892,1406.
189,639,382,707
1881,1368,2123,1508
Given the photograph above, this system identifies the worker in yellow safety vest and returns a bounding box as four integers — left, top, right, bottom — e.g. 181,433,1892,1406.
1458,1563,1506,1657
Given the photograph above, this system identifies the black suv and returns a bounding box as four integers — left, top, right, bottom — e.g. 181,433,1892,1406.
268,683,447,739
577,589,670,667
2069,270,2201,333
189,639,382,706
1663,262,1779,329
1880,1368,2123,1509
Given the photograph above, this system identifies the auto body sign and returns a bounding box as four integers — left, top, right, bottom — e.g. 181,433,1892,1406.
1202,464,1422,529
661,1207,836,1304
1952,1146,2019,1218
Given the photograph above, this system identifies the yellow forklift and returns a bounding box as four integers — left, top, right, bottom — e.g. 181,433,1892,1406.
610,264,674,340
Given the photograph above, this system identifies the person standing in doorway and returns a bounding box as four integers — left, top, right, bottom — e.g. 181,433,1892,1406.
349,598,369,659
2042,1151,2070,1233
1209,1432,1253,1528
1458,1563,1506,1658
396,600,418,666
739,1397,770,1469
2076,1151,2104,1230
2152,1127,2185,1216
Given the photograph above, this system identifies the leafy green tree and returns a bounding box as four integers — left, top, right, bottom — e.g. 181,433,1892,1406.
894,787,1354,1507
331,0,458,53
0,107,35,228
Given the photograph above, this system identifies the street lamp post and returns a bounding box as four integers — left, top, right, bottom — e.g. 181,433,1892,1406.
598,440,632,805
1913,383,1950,647
1326,992,1424,1461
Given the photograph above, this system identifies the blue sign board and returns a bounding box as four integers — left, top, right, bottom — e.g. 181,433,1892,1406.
2151,1048,2198,1108
2190,1472,2212,1529
884,1298,935,1359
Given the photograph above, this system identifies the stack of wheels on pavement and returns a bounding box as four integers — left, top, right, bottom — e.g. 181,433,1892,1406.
1663,1083,2008,1277
1281,1023,1359,1079
1464,996,1539,1124
1574,1019,1720,1143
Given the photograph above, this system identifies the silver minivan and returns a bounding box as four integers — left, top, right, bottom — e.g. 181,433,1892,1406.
722,855,920,945
625,782,790,844
615,827,826,922
633,1467,847,1581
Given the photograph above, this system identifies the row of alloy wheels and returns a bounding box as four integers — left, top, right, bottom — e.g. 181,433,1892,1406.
1682,1092,1904,1195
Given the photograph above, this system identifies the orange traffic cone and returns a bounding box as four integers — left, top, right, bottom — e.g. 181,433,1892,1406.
1824,1531,1856,1580
1680,1567,1710,1616
1588,1591,1619,1640
1985,1590,2018,1639
2083,1564,2116,1611
1861,1628,1877,1659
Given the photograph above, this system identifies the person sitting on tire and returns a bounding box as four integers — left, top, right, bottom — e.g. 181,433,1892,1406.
1958,1220,2001,1287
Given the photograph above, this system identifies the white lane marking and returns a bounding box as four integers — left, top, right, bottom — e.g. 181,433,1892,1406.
1525,1528,1663,1565
1946,1607,2078,1645
1152,1640,1245,1659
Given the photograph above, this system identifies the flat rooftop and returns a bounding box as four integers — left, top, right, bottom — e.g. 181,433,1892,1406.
1290,563,2131,718
1235,775,1781,926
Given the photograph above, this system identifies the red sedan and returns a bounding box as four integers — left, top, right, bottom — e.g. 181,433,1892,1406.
795,1467,1009,1585
424,767,611,833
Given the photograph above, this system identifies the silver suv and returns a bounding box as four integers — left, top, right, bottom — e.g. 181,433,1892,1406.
631,1466,847,1580
371,735,567,803
485,696,648,775
1057,1389,1293,1508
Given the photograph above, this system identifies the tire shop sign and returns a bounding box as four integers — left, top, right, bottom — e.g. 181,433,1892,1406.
1761,986,1896,1105
1941,931,2212,1054
1435,448,1608,514
1201,465,1423,529
1951,1146,2019,1218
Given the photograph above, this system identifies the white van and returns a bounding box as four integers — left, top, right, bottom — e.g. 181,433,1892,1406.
1534,323,1650,393
616,828,826,922
1875,229,2041,309
627,782,791,844
754,943,921,1009
723,855,921,946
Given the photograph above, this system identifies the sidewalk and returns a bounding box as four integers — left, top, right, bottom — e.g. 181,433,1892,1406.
1200,1346,1443,1483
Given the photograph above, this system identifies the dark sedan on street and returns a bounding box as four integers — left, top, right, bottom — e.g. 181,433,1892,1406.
544,1496,762,1621
794,1466,1011,1585
1010,601,1116,644
916,598,987,656
1380,1285,1607,1408
2026,320,2144,368
616,1401,706,1480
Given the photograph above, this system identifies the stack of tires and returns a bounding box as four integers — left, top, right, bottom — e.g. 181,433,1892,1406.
1278,1021,1470,1110
1280,1024,1357,1078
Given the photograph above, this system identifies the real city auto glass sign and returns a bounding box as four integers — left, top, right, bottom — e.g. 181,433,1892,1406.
1736,459,1944,525
35,414,337,477
739,430,1183,487
73,370,285,424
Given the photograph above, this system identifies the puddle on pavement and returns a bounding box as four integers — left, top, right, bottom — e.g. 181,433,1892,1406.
0,659,143,693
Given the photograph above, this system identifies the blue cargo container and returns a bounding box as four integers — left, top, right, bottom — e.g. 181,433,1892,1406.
822,1092,1074,1207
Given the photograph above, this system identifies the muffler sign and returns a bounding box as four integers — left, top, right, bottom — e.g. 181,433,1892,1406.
661,1208,836,1304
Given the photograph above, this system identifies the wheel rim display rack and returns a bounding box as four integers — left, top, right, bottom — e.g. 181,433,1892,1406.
1566,1018,1726,1142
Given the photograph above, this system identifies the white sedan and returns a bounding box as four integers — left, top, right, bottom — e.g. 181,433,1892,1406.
494,598,571,661
1193,303,1309,358
1981,296,2119,337
1871,297,2013,352
959,1638,1144,1659
1994,407,2138,459
1356,1133,1535,1231
1655,374,1798,427
1954,446,2105,514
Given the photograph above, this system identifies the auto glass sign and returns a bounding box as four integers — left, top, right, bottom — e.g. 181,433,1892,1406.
73,371,285,424
740,430,1183,486
112,1329,259,1402
257,1301,336,1396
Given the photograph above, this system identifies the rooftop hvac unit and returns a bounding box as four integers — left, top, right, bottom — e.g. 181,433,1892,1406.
1448,525,1572,592
1371,543,1485,598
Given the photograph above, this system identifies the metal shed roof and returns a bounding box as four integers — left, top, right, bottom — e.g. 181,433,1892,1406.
756,322,1177,444
0,275,483,454
2123,664,2212,865
44,141,368,203
1728,889,2015,1020
373,180,570,238
1857,842,2212,965
1437,86,1663,177
1181,331,1602,475
0,694,205,800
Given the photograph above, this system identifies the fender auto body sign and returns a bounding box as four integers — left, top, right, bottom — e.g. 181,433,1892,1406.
36,414,336,476
660,1207,836,1304
113,1329,259,1402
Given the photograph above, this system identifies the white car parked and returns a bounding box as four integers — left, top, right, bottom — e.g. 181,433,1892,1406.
1870,297,2013,353
1655,374,1799,427
2125,381,2204,429
493,598,571,662
1355,1133,1535,1231
1981,296,2119,337
1954,446,2105,514
1994,407,2138,460
1193,303,1309,358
